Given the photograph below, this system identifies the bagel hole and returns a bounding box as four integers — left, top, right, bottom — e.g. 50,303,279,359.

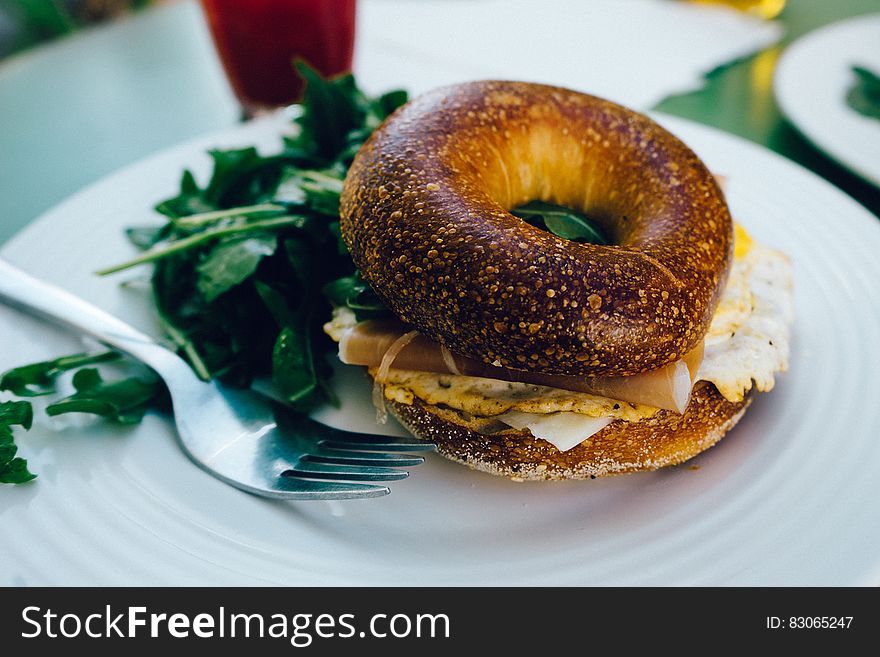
510,201,612,245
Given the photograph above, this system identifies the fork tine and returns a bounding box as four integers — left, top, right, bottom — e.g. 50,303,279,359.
285,462,411,481
301,451,426,467
272,476,390,500
319,436,437,453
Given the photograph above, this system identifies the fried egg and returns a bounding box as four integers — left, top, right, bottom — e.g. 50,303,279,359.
698,229,793,403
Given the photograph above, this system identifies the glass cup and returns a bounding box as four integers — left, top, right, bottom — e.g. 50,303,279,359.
200,0,357,118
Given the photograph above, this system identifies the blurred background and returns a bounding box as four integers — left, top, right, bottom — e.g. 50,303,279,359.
0,0,165,59
0,0,785,60
0,0,876,245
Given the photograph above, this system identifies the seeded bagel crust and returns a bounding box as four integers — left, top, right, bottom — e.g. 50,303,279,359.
341,81,733,377
386,382,751,480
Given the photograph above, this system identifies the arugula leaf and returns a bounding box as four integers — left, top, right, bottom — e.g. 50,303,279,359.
275,166,345,216
0,399,35,429
511,201,609,245
0,351,120,397
272,323,319,409
196,234,278,303
369,89,409,124
846,65,880,121
45,368,163,425
254,281,321,408
0,400,36,484
288,61,369,161
327,221,347,255
126,225,171,250
155,170,215,219
322,273,390,321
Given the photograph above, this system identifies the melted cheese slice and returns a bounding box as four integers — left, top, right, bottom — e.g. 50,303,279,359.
494,411,613,452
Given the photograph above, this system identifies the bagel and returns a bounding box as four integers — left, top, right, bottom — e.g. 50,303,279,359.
332,81,793,480
340,80,734,378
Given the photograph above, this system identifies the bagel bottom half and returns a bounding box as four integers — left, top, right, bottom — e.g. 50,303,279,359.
385,382,751,481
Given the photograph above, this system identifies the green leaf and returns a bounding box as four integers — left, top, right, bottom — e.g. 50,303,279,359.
253,280,320,407
511,201,609,245
0,458,37,485
45,368,163,425
327,221,348,255
284,237,318,293
155,170,215,219
0,400,36,485
289,61,369,161
155,151,290,221
371,89,409,121
274,167,345,216
126,225,170,251
852,65,880,95
0,400,33,432
272,323,318,409
254,280,299,327
0,351,120,397
322,273,390,320
846,65,880,121
322,274,366,308
203,147,264,205
196,234,278,303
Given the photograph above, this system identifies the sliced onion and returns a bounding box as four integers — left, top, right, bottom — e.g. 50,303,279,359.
372,379,388,425
440,344,462,376
372,329,420,424
376,330,420,384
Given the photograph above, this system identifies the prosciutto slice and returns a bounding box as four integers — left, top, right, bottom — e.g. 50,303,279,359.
338,319,703,413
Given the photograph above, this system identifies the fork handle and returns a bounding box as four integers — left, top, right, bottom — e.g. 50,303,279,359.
0,258,195,381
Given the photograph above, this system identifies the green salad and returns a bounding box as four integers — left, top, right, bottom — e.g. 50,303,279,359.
1,64,607,484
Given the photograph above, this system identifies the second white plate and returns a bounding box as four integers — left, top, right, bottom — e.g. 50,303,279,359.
774,13,880,188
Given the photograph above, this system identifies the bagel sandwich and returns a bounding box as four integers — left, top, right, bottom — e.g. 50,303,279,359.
327,81,793,480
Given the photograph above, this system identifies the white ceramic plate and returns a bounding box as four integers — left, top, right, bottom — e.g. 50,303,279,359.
774,14,880,187
2,113,880,586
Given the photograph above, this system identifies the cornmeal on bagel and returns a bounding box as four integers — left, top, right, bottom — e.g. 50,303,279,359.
332,81,793,480
340,80,734,378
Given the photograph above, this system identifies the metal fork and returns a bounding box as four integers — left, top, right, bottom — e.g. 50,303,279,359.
0,259,434,499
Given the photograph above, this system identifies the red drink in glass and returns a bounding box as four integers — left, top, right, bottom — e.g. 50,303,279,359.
200,0,357,117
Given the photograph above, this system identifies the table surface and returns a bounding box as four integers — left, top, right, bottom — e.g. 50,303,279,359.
0,0,878,248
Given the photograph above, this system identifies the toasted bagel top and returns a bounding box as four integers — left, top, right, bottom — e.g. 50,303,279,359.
341,81,733,376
